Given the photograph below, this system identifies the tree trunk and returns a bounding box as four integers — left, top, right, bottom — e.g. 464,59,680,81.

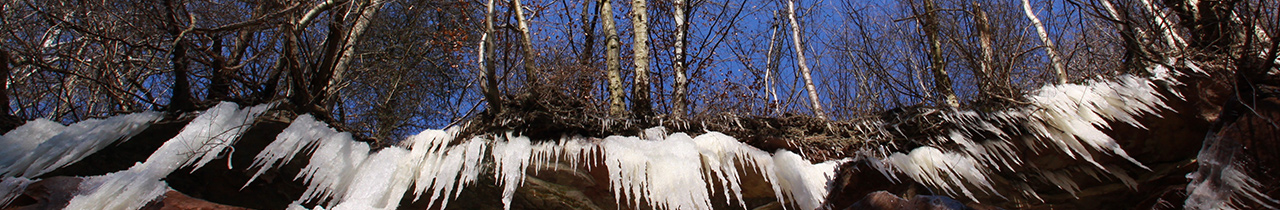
1099,0,1151,73
579,0,597,66
630,0,652,118
1021,0,1068,84
601,0,625,117
1137,0,1184,55
165,0,193,112
208,38,231,101
785,0,826,119
169,41,194,112
513,0,539,87
672,0,689,120
765,10,782,115
326,0,384,101
971,2,997,98
0,50,9,115
922,0,958,108
480,0,502,114
286,25,311,108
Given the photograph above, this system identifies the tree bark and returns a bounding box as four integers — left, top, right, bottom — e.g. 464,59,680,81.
971,2,997,98
326,0,384,101
579,0,597,66
208,38,231,101
166,0,193,112
922,0,958,108
765,10,782,115
601,0,625,117
513,0,539,87
785,0,826,119
630,0,652,118
0,50,9,115
1137,0,1184,54
1021,0,1069,84
480,0,502,114
672,0,689,120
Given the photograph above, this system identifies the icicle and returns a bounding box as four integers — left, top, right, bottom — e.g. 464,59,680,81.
491,133,532,210
246,114,337,188
0,177,36,207
2,112,161,178
296,132,370,204
65,102,271,210
879,146,998,201
772,151,848,210
1185,130,1279,209
0,119,65,169
329,148,411,210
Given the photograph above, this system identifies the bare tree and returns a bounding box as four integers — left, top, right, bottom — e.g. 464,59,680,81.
481,0,503,114
631,0,653,117
919,0,959,108
1022,0,1068,84
513,0,539,87
601,0,625,117
326,0,386,101
166,0,195,112
786,0,826,119
0,50,9,116
672,0,690,120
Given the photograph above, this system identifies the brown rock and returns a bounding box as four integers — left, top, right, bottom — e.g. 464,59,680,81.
843,191,999,210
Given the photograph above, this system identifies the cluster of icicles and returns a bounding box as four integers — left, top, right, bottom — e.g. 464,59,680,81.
0,102,847,210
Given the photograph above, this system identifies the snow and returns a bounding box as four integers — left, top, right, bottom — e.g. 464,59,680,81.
1,112,161,178
64,102,272,210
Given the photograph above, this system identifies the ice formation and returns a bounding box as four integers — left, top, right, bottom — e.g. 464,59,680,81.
258,114,849,210
866,65,1178,201
1,112,162,178
1185,130,1279,209
64,102,273,210
0,177,36,207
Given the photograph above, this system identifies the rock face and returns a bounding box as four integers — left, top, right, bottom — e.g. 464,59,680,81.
2,177,247,210
843,191,991,210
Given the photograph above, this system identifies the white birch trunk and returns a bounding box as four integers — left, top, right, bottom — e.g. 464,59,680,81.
672,0,689,120
786,0,826,119
601,0,625,116
1021,0,1069,84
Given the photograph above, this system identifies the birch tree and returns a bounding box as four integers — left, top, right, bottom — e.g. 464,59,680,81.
785,0,826,119
325,0,385,101
1021,0,1069,84
480,0,502,114
971,2,997,98
513,0,539,86
920,0,959,108
601,0,626,117
672,0,690,120
630,0,653,117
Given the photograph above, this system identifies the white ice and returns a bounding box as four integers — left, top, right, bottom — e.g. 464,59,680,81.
64,102,272,210
1,112,161,178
